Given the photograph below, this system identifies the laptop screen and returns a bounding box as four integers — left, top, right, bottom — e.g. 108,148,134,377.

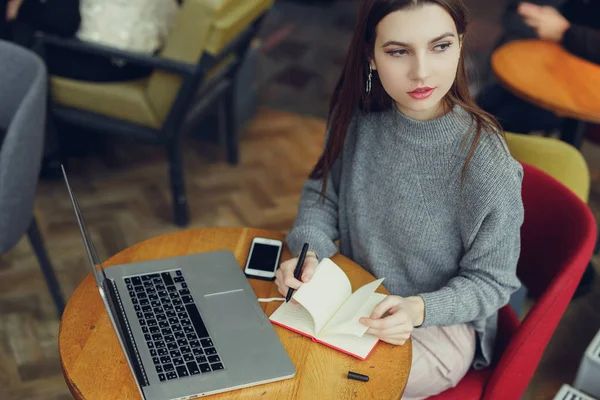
61,165,106,288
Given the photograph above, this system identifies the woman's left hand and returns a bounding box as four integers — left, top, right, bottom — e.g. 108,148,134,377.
359,295,425,345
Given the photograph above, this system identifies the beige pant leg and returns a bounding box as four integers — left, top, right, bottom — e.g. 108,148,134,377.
401,324,476,400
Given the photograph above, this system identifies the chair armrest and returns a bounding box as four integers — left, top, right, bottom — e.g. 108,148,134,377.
34,32,196,77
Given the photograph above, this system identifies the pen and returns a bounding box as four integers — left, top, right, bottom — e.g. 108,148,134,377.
285,242,309,302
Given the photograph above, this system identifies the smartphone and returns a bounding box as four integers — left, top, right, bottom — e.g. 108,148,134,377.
244,237,283,280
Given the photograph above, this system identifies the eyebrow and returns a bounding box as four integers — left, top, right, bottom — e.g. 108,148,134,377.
381,32,456,47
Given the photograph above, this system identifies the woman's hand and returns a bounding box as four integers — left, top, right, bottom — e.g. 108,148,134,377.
274,251,319,297
359,295,425,345
518,2,571,43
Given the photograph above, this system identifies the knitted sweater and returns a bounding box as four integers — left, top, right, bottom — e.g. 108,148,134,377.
287,105,524,368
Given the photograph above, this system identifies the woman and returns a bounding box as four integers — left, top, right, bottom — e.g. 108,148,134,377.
274,0,524,398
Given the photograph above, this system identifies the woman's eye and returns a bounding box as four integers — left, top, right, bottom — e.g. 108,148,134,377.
433,42,452,51
388,49,409,56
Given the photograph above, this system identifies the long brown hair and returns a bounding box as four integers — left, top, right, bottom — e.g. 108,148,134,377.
310,0,504,196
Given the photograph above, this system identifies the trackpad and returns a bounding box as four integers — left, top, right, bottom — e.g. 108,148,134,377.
203,290,263,332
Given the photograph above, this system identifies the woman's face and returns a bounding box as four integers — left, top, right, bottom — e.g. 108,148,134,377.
370,4,461,121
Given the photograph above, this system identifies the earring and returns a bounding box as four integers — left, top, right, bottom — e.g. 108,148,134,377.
366,64,372,93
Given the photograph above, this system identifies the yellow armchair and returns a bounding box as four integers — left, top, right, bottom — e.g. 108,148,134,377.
505,132,590,202
38,0,274,226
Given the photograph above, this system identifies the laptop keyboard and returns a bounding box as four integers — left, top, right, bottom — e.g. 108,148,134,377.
125,270,224,382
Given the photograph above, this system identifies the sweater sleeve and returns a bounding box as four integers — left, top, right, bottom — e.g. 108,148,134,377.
18,0,81,37
419,137,524,327
286,126,344,259
562,24,600,65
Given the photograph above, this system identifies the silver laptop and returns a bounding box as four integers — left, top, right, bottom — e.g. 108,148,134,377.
62,166,295,400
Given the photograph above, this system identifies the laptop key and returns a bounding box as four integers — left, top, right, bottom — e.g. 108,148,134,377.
156,284,166,291
170,350,182,358
127,284,133,291
147,319,157,326
177,312,187,319
134,305,141,312
166,371,177,380
193,348,204,356
175,331,186,339
140,299,149,306
135,286,145,293
160,356,171,364
173,357,184,366
168,317,178,325
166,311,176,318
179,289,190,296
147,342,154,349
155,365,163,373
161,273,174,286
177,338,187,347
174,277,184,283
155,341,165,349
141,326,149,333
158,291,168,298
159,321,169,329
182,296,194,304
186,333,197,341
172,299,182,306
149,295,159,301
129,291,136,297
132,277,142,286
167,342,178,351
137,312,144,319
161,328,172,336
189,340,200,348
158,373,166,382
171,324,182,332
150,349,157,357
199,363,211,373
176,366,189,378
156,314,167,322
131,298,138,305
167,286,177,293
164,335,175,343
144,312,154,320
142,305,152,312
137,293,147,299
180,346,191,354
150,326,160,334
183,326,194,334
200,339,213,348
144,334,152,341
152,357,160,365
208,355,220,363
181,319,191,327
125,278,131,284
196,355,207,364
211,363,224,371
187,361,200,375
158,348,169,356
176,270,182,276
205,347,217,355
163,304,174,312
181,282,188,288
151,301,161,308
163,363,174,372
142,275,151,282
185,305,209,337
184,353,194,362
152,334,162,341
138,319,146,326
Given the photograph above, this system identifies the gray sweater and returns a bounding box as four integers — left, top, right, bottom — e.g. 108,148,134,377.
286,105,524,369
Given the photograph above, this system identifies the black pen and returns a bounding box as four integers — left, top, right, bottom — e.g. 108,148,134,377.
286,242,309,302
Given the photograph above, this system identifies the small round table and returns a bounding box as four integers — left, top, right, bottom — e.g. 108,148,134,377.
59,227,411,399
492,39,600,147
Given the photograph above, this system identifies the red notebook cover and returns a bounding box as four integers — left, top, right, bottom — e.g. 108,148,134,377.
270,319,379,360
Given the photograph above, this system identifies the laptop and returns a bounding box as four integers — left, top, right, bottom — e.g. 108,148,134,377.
62,166,296,400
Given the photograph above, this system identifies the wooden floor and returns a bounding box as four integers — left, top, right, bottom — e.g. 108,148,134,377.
2,107,600,400
0,108,327,400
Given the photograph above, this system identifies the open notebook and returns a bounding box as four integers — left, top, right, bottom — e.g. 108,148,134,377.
269,258,387,360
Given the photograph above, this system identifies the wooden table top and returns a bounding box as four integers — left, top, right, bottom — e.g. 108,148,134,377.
492,39,600,124
58,227,411,400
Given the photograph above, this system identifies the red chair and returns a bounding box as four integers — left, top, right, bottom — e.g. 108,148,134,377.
430,163,597,400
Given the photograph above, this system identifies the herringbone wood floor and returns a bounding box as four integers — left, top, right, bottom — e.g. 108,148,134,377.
0,108,327,400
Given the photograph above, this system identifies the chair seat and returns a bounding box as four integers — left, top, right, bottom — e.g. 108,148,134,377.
50,76,161,128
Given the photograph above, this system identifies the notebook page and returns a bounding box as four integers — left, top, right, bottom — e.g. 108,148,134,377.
320,283,386,337
317,332,379,359
292,258,352,335
269,299,316,336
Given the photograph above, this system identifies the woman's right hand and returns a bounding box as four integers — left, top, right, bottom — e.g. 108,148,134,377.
274,251,319,297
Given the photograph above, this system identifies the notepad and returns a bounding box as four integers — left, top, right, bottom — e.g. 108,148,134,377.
269,258,387,360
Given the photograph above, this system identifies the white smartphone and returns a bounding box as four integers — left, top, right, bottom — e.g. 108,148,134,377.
244,237,283,280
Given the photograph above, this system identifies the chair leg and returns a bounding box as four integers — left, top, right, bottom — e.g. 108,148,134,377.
27,218,65,317
166,141,190,227
220,86,239,165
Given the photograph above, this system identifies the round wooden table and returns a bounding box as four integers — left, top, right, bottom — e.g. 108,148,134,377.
492,39,600,147
59,227,411,399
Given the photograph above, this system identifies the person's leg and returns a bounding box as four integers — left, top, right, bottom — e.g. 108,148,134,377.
402,324,476,400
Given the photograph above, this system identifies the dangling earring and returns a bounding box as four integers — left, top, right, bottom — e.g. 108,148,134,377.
366,64,372,93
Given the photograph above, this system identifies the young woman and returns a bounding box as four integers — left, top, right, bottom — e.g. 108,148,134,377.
274,0,524,398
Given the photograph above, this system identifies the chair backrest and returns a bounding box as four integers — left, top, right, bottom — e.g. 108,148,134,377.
0,40,47,253
145,0,273,125
483,163,597,399
505,132,590,202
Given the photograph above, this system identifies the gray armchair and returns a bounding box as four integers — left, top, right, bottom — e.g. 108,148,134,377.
0,40,65,317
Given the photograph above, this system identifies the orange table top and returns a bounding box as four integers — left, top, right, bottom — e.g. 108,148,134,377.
492,39,600,124
58,227,411,399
